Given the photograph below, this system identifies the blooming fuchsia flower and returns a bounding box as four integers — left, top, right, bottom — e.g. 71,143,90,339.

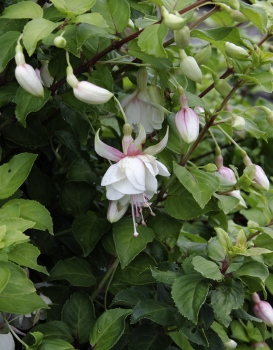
121,68,164,134
66,66,113,105
15,42,44,97
95,123,170,237
175,94,199,143
243,156,270,191
252,293,273,326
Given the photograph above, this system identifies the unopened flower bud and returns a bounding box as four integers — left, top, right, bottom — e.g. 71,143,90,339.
204,163,218,172
212,0,239,10
66,65,113,104
137,67,148,91
214,78,232,98
228,190,247,208
230,10,248,22
161,6,187,30
194,45,211,65
253,293,273,326
179,50,202,83
54,35,67,48
122,123,133,155
107,201,129,223
148,84,162,105
232,115,245,131
40,62,54,87
218,166,237,185
173,26,190,49
243,156,269,191
225,42,249,60
261,107,273,127
15,43,44,97
175,94,199,143
224,339,237,349
252,342,270,349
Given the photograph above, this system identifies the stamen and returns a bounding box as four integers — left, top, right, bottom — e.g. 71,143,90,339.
131,200,139,237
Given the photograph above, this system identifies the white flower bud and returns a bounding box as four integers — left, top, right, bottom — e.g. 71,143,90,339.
225,42,249,60
194,45,211,65
54,36,67,48
107,200,129,223
231,115,245,131
40,62,54,87
253,293,273,326
179,50,202,83
214,78,232,98
243,156,270,191
230,10,248,22
15,43,44,97
161,6,187,30
66,66,113,104
173,26,190,49
224,339,237,349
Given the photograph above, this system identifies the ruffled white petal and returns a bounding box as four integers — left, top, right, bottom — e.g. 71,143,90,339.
112,177,143,194
156,161,170,176
101,163,126,186
121,157,146,191
106,185,124,200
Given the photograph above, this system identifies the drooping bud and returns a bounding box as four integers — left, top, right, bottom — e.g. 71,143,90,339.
173,26,190,49
66,65,113,104
253,293,273,326
224,339,237,349
228,190,247,208
137,67,148,91
107,201,129,223
243,156,270,191
225,42,249,60
15,42,44,97
260,106,273,127
161,6,187,30
252,342,270,349
194,45,211,65
214,78,232,98
230,10,248,22
204,163,218,172
179,50,202,83
231,115,245,131
40,61,54,87
54,35,67,48
175,94,199,143
218,166,237,185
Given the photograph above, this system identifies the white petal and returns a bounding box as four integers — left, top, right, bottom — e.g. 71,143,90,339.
156,160,171,176
144,127,169,156
95,130,124,162
123,157,146,191
112,177,143,195
144,169,158,193
106,185,124,200
101,163,125,186
121,89,138,108
0,333,15,350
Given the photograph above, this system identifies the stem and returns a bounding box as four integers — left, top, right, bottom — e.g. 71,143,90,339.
91,257,119,301
216,125,245,153
114,96,127,123
2,314,29,349
247,220,273,242
104,259,119,310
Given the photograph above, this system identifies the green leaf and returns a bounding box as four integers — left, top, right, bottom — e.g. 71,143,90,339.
172,275,211,324
173,163,220,209
35,339,76,350
67,159,98,184
240,2,268,33
90,308,132,350
0,153,37,199
74,13,109,27
210,279,244,327
151,265,181,284
138,23,168,58
214,194,239,214
77,23,115,48
0,83,18,106
192,257,223,281
15,88,51,126
3,199,53,233
0,266,10,293
23,18,59,56
235,260,269,282
169,331,194,350
0,31,20,72
129,324,172,350
0,292,48,314
92,0,130,34
239,72,273,94
8,242,48,274
72,212,110,257
62,292,95,344
50,0,96,16
165,181,219,220
49,257,96,287
111,286,154,308
131,300,176,326
32,321,73,343
113,218,154,269
2,1,43,19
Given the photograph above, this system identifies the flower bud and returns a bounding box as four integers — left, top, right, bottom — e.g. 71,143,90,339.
214,78,232,98
194,45,211,65
204,163,218,172
122,123,133,155
66,65,113,104
161,6,187,30
261,107,273,128
40,62,54,87
173,26,190,49
218,166,237,185
179,50,202,83
243,156,269,191
54,36,67,48
107,200,129,223
224,339,237,349
230,10,248,22
231,115,245,131
137,67,148,91
175,94,199,143
252,342,270,349
253,293,273,326
228,190,247,208
225,42,249,60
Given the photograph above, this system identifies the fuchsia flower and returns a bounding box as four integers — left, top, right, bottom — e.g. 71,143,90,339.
95,123,170,237
253,293,273,326
175,94,199,143
243,156,270,191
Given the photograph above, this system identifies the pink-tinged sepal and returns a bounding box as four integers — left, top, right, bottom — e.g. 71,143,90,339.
95,130,125,162
127,124,146,156
144,127,169,156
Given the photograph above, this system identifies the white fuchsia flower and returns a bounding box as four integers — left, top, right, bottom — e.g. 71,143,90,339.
95,123,170,236
253,293,273,326
15,42,44,97
66,66,113,105
121,68,164,134
0,333,15,350
175,94,199,143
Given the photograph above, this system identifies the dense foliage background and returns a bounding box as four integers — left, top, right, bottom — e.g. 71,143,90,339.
1,0,273,349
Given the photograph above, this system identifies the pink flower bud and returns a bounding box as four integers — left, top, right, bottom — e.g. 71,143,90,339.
175,94,199,143
252,342,270,349
243,156,270,191
252,293,273,326
218,166,237,184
